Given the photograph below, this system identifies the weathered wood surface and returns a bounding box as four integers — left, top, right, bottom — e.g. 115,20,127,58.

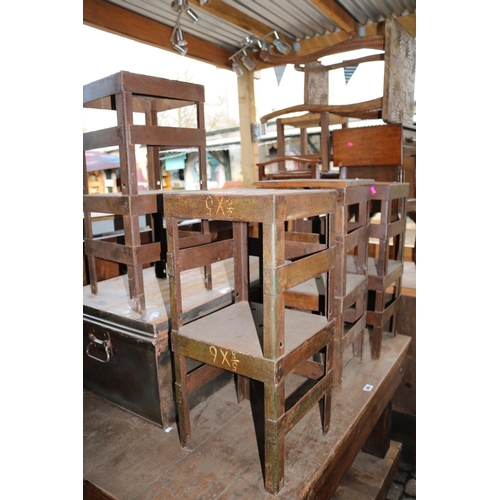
393,293,416,417
83,333,410,499
332,440,402,500
83,257,260,335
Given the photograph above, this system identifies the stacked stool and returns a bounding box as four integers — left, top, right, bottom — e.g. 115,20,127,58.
253,179,372,390
363,182,409,359
164,188,337,494
83,71,210,313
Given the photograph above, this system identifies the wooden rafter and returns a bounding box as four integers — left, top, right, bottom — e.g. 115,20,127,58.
83,0,415,70
83,0,234,70
309,0,359,36
195,0,275,38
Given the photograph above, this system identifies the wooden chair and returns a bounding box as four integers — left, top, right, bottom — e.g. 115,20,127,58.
164,188,337,494
256,154,321,180
332,122,406,183
253,179,372,391
258,16,416,174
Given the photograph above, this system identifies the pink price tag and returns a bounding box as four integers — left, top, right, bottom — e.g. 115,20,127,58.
370,186,377,194
347,142,353,147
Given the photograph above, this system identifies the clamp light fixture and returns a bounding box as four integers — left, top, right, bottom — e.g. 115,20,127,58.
240,49,256,71
229,30,293,77
170,0,199,56
230,57,244,77
272,31,291,55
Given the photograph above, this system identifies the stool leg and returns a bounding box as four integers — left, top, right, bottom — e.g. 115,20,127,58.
371,290,385,359
323,344,333,434
173,347,192,449
236,375,250,402
332,295,344,390
353,327,364,360
371,325,383,360
332,351,343,390
264,381,285,494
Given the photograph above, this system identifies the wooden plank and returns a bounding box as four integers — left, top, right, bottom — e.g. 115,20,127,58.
259,36,384,68
83,385,248,498
333,125,403,168
310,0,359,36
85,239,160,266
163,189,336,223
260,98,383,124
279,247,335,293
393,294,416,417
83,258,261,335
83,0,233,70
196,0,279,38
129,125,206,148
362,402,392,458
83,127,123,151
119,71,205,102
83,479,118,500
332,440,402,499
237,72,259,188
83,192,159,216
83,334,410,499
177,239,233,272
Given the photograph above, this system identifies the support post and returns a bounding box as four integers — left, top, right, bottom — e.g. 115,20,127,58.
237,72,259,187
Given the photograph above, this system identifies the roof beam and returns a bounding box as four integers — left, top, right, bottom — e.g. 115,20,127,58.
196,0,295,52
269,13,414,61
309,0,359,36
83,0,234,70
195,0,273,37
395,13,416,37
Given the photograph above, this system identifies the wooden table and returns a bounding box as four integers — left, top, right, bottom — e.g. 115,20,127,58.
393,262,416,417
83,332,410,499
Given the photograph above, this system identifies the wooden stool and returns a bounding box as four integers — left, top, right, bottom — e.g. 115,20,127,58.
164,188,337,494
364,182,409,359
253,179,372,391
83,71,210,313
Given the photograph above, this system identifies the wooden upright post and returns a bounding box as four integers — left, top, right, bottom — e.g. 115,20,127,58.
237,71,259,187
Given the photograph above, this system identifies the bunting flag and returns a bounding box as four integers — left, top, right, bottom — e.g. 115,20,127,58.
274,65,286,86
343,64,358,84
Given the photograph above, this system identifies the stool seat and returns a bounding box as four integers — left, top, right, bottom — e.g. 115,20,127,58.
178,301,328,364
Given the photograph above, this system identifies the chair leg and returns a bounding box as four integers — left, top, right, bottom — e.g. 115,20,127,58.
264,381,285,494
173,347,192,450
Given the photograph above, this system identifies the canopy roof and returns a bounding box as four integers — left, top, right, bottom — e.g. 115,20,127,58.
83,0,416,71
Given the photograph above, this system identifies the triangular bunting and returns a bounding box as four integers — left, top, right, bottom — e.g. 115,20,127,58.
274,65,286,86
343,64,358,84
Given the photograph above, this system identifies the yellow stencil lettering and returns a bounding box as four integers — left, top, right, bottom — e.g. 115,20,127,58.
231,351,240,371
220,349,231,367
225,199,234,217
205,196,213,217
209,345,217,363
216,196,225,216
